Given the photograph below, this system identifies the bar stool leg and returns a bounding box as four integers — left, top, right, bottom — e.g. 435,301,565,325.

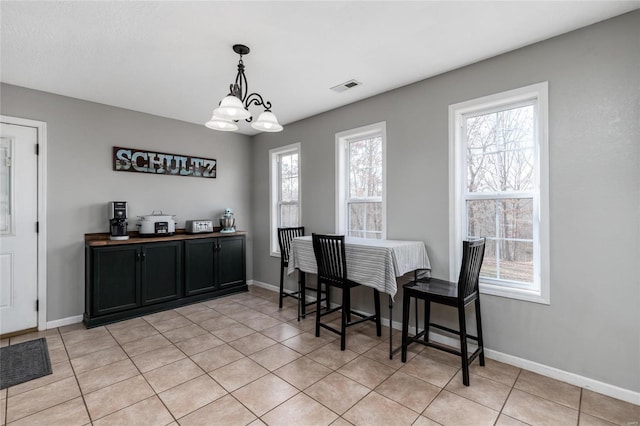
475,297,485,366
278,264,285,309
401,290,411,363
424,299,431,343
341,286,348,351
458,305,470,386
315,281,322,338
300,271,306,319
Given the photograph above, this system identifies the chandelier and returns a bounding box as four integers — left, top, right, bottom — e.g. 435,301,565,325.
205,44,283,133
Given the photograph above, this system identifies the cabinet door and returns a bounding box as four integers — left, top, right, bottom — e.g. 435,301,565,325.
217,236,246,288
141,241,182,305
184,239,216,296
92,245,140,315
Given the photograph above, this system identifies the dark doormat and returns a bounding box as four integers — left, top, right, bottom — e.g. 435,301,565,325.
0,337,52,389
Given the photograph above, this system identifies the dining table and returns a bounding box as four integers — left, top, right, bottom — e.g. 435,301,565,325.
287,235,431,358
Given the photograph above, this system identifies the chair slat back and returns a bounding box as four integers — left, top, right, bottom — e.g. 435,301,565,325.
278,227,305,264
312,233,347,286
457,238,486,299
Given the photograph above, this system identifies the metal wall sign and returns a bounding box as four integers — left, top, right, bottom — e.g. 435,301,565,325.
113,147,216,178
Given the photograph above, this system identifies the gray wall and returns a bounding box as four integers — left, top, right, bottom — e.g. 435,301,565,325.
251,11,640,392
0,84,253,322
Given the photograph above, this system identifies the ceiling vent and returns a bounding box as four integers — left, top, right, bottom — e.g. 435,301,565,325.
330,79,362,93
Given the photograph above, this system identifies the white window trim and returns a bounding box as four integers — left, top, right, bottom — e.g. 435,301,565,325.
269,142,301,257
335,122,387,239
448,82,550,304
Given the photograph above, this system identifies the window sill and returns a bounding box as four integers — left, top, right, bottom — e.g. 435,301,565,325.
479,281,550,305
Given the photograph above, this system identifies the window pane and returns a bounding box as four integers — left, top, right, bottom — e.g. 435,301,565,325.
0,138,12,235
499,198,533,240
279,153,299,203
349,137,382,198
281,176,298,202
470,198,533,284
480,239,497,279
466,199,496,238
0,138,14,235
466,105,535,193
348,202,382,239
280,204,299,228
498,241,533,283
482,239,533,283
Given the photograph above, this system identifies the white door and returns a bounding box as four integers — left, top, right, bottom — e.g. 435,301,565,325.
0,123,38,334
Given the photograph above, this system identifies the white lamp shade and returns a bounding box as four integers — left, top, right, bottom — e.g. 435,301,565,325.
251,111,283,132
205,113,239,132
213,95,251,120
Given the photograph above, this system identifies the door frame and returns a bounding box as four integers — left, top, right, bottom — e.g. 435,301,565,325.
0,115,47,331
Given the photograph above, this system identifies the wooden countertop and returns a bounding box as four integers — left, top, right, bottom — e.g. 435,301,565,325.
85,229,247,246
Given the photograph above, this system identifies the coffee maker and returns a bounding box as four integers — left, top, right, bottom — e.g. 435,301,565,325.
109,201,129,240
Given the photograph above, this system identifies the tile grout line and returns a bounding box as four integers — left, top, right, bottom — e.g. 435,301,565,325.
106,322,179,425
50,327,91,425
2,382,7,426
123,310,210,423
147,299,297,423
576,387,583,426
134,309,229,424
493,368,527,426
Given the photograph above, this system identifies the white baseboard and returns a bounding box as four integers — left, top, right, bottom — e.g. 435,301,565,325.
249,280,333,305
248,279,280,293
484,349,640,405
395,319,640,405
47,315,83,329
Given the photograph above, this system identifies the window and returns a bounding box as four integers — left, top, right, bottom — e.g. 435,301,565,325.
270,143,300,256
449,83,549,303
0,137,14,235
336,122,386,239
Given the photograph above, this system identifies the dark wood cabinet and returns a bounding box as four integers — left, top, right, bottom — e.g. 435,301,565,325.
91,244,141,316
218,236,246,288
184,236,246,295
85,233,246,328
141,241,182,305
184,239,216,296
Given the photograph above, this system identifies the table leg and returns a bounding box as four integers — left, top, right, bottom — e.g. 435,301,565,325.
389,295,393,359
300,271,306,320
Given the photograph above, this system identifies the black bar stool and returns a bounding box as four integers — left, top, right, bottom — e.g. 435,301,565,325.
278,227,327,320
312,233,381,350
401,238,486,385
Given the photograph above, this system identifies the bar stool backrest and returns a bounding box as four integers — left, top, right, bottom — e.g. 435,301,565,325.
277,227,305,267
312,233,347,287
457,238,486,299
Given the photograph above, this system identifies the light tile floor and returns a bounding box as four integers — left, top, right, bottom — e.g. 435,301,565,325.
1,286,639,425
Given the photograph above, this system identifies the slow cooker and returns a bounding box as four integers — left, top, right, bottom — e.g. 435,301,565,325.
137,211,176,236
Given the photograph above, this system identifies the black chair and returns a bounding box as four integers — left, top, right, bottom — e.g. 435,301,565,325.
401,238,486,386
312,233,381,351
278,227,328,320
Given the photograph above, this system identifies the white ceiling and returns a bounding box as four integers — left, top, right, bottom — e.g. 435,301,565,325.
2,1,638,135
